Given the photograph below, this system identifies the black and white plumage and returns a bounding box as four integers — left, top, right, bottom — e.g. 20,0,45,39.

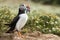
5,4,30,33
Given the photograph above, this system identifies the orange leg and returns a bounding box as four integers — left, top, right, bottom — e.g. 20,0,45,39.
17,31,25,38
17,31,22,37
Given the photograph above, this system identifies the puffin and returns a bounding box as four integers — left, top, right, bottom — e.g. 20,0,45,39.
5,4,30,37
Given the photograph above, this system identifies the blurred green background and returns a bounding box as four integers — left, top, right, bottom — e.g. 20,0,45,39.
0,0,60,36
31,0,60,5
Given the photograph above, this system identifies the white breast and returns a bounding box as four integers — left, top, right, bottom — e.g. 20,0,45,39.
15,14,28,31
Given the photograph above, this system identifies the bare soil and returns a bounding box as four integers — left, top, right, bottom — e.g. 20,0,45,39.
0,31,60,40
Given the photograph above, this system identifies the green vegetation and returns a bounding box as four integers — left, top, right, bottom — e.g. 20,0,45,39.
0,7,15,34
0,7,60,36
23,10,60,36
31,0,60,5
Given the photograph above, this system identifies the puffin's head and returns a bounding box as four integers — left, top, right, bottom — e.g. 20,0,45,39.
19,4,30,13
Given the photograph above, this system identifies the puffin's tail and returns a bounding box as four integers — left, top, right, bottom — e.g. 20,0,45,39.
5,24,15,33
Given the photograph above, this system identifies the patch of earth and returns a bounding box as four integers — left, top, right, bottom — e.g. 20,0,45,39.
0,31,60,40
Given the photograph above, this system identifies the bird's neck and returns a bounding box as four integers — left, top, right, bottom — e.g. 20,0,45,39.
18,11,26,15
17,8,27,15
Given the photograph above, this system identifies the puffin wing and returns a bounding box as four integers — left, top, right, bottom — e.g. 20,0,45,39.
5,16,20,33
10,15,20,27
5,15,20,27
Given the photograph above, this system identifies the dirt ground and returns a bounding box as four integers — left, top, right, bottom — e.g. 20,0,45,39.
0,31,60,40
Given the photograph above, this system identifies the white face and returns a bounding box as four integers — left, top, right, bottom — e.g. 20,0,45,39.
19,4,26,10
